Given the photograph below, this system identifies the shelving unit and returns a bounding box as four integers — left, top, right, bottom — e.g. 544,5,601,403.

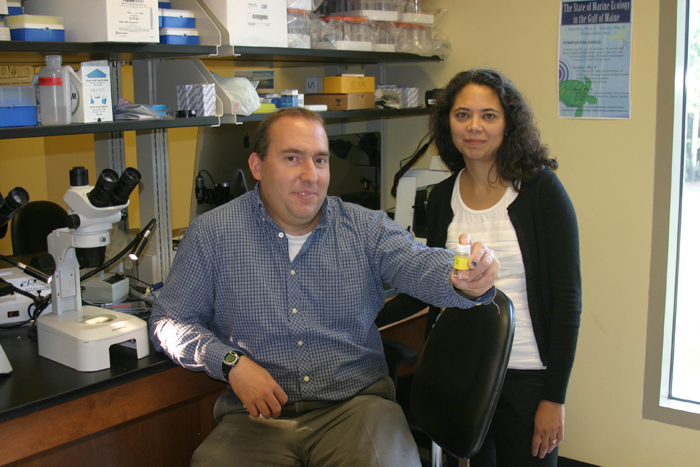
2,39,437,282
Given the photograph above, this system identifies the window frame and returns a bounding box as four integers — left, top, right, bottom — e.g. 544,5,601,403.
643,0,700,429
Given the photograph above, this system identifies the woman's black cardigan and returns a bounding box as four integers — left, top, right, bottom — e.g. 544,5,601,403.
379,168,581,403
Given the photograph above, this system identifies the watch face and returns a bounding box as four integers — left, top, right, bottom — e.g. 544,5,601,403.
224,352,239,365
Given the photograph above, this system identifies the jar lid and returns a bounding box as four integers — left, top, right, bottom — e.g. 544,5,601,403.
454,244,471,255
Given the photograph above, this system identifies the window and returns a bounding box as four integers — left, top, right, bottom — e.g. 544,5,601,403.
644,0,700,427
673,0,700,406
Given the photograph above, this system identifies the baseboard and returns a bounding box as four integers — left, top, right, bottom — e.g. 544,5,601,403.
558,457,600,467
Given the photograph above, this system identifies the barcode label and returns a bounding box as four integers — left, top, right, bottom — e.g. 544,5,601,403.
252,14,268,20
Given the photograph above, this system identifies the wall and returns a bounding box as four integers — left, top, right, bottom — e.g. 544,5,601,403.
381,1,699,466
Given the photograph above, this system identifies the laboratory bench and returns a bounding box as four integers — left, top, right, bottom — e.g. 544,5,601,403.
0,295,426,466
0,325,226,466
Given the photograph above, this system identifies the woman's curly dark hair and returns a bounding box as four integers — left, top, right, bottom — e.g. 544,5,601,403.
430,69,557,189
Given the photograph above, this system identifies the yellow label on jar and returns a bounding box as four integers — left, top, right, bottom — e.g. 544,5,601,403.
453,256,470,270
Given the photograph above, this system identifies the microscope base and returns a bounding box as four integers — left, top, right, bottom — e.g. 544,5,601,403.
37,305,150,372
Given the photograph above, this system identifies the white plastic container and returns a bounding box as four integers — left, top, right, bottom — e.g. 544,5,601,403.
37,55,71,126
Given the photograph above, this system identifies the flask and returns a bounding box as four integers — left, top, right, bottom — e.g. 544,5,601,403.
452,243,471,280
38,55,71,126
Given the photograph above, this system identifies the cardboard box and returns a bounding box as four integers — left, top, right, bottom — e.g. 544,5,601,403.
304,93,375,111
25,0,159,43
67,61,113,123
204,0,287,47
323,76,375,94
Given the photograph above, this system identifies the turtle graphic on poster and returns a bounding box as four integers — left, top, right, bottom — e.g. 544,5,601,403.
559,76,597,118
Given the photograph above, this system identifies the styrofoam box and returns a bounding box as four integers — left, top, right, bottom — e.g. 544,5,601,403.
25,0,159,43
205,0,287,47
160,27,199,45
159,9,195,29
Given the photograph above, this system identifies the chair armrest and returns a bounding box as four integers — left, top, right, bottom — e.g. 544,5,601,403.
383,338,418,385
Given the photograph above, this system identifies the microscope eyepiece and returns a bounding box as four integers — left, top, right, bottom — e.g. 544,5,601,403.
69,166,89,187
0,187,29,227
88,168,119,207
110,167,141,206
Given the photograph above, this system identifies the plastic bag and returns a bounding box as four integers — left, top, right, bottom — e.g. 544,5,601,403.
211,74,261,116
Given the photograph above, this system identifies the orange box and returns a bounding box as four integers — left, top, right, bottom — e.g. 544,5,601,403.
322,76,375,94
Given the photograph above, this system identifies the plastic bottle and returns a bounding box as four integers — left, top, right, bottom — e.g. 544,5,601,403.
452,243,471,280
38,55,71,126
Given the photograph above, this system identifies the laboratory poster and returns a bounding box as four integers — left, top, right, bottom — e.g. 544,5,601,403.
558,0,632,118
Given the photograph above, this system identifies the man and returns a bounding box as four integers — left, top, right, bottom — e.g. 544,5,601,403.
149,108,500,466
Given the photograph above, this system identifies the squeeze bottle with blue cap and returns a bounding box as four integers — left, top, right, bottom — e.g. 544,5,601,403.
38,55,71,126
452,243,471,280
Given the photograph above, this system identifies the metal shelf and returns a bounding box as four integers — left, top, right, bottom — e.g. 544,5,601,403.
0,42,219,64
0,117,220,140
212,46,442,67
232,107,430,123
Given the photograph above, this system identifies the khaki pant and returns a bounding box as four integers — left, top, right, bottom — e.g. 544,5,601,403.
191,377,421,467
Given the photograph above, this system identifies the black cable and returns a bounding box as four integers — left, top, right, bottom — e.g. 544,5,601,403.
80,234,141,282
124,274,151,286
390,133,434,198
199,170,217,187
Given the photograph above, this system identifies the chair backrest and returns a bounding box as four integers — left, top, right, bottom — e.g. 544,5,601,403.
10,200,68,256
409,289,515,459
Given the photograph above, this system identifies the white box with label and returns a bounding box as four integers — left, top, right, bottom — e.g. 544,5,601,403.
203,0,287,47
25,0,159,43
67,61,113,123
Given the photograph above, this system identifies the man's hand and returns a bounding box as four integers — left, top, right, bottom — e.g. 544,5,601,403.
228,356,288,419
451,233,499,298
531,400,565,458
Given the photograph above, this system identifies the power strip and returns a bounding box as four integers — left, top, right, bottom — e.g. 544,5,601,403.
0,267,50,325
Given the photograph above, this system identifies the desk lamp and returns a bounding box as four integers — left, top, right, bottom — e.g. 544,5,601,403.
37,167,150,372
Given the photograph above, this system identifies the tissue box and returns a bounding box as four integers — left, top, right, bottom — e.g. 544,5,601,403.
24,0,159,43
176,84,216,117
204,0,287,47
67,61,113,123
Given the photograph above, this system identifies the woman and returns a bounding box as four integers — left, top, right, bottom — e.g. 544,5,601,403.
382,69,581,466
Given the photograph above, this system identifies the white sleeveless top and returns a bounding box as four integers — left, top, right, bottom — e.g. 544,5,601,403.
446,170,545,369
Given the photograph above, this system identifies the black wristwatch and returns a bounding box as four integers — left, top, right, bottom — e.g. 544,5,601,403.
222,351,242,380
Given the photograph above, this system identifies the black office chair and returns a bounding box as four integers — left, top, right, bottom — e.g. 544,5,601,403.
384,290,515,467
10,200,68,256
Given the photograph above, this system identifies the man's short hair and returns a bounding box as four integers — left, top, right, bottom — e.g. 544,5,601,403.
253,108,325,160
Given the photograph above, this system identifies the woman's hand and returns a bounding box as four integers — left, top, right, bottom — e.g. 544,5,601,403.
451,233,500,298
531,400,565,459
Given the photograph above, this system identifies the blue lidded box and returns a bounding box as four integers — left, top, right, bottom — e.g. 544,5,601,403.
159,27,199,45
0,86,37,128
7,1,23,16
159,9,195,29
5,15,65,42
158,1,171,9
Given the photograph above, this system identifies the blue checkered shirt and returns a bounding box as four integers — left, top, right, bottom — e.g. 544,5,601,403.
149,184,494,402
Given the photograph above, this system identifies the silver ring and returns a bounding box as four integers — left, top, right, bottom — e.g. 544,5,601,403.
551,439,557,444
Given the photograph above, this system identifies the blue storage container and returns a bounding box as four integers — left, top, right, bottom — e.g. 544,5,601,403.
6,15,65,42
159,27,199,45
7,1,23,16
159,9,195,29
158,1,171,8
0,86,37,128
